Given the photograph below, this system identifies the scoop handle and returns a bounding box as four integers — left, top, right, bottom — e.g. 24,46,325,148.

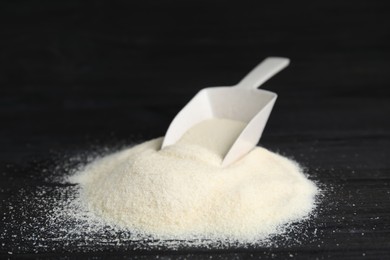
236,57,290,90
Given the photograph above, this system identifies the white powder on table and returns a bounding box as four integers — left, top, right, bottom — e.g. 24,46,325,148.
70,118,318,242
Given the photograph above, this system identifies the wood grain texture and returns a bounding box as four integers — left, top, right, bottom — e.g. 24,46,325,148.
0,0,389,259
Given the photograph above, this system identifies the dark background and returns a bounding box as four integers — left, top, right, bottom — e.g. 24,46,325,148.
1,0,390,259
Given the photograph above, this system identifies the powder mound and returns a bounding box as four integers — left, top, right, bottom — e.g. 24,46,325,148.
71,120,318,241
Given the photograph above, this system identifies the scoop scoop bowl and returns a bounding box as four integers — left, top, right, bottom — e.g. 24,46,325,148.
162,57,290,167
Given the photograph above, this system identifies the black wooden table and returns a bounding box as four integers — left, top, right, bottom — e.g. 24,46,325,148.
1,1,390,259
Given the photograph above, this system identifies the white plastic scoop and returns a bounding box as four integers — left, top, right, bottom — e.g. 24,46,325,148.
162,57,290,167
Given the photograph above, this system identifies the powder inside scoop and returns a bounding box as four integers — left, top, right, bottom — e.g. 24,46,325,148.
70,118,318,241
177,119,246,158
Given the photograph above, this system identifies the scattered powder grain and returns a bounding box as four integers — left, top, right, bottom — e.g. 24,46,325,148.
70,118,318,242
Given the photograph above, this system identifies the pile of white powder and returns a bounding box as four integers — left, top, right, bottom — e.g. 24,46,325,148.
70,118,318,242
